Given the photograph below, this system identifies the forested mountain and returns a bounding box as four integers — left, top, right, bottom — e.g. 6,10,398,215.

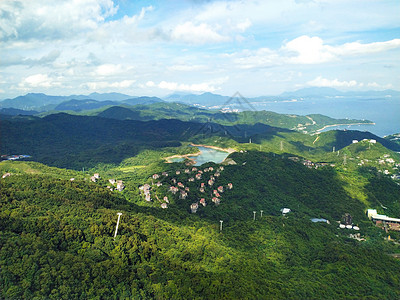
1,150,400,299
1,112,398,170
1,93,400,299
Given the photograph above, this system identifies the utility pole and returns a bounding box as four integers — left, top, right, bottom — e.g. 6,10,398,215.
333,146,335,153
220,220,223,231
260,210,263,218
114,213,122,240
343,154,347,165
280,141,283,151
253,211,256,221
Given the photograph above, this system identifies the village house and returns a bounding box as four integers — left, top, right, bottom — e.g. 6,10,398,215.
162,172,168,177
217,186,224,193
156,181,162,187
176,170,181,175
2,173,11,179
190,203,199,213
152,174,160,180
169,186,179,194
90,176,97,182
70,178,75,181
195,174,202,180
109,179,116,185
184,169,190,173
199,187,205,193
161,203,168,209
163,196,169,203
177,182,184,188
188,177,194,182
94,173,100,179
192,167,197,172
227,183,233,189
116,181,125,191
212,197,220,205
200,198,206,207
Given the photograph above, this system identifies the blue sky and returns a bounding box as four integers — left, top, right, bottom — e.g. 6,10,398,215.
0,0,399,98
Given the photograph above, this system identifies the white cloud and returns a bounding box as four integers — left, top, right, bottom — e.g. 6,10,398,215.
307,76,358,88
229,48,280,69
367,82,393,89
171,22,229,44
283,36,336,64
19,73,60,88
94,64,124,76
230,36,400,69
83,79,136,90
331,39,400,56
147,77,229,93
236,19,252,32
284,36,400,64
0,0,118,42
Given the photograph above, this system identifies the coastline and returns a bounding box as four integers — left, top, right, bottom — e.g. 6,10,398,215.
315,122,376,133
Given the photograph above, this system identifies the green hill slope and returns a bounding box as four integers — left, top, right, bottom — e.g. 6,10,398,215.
1,152,400,299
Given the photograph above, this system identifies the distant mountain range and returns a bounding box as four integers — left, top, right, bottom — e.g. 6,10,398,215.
2,88,398,112
0,93,163,111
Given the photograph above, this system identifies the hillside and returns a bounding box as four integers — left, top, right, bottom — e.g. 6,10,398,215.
87,102,372,134
0,113,286,169
1,151,400,299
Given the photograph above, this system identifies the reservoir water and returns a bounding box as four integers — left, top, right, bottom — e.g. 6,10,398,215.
167,146,230,166
189,146,230,166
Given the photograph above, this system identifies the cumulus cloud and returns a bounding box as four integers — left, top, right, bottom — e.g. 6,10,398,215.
0,0,118,42
94,64,125,76
283,36,336,64
231,36,400,68
146,77,228,93
0,50,61,67
18,73,62,89
171,22,229,44
83,79,136,90
307,76,358,88
283,36,400,64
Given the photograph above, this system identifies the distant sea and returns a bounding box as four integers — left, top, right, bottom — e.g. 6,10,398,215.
248,96,400,137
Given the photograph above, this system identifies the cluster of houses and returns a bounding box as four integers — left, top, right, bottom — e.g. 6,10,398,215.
140,165,233,211
90,173,125,192
288,157,332,169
